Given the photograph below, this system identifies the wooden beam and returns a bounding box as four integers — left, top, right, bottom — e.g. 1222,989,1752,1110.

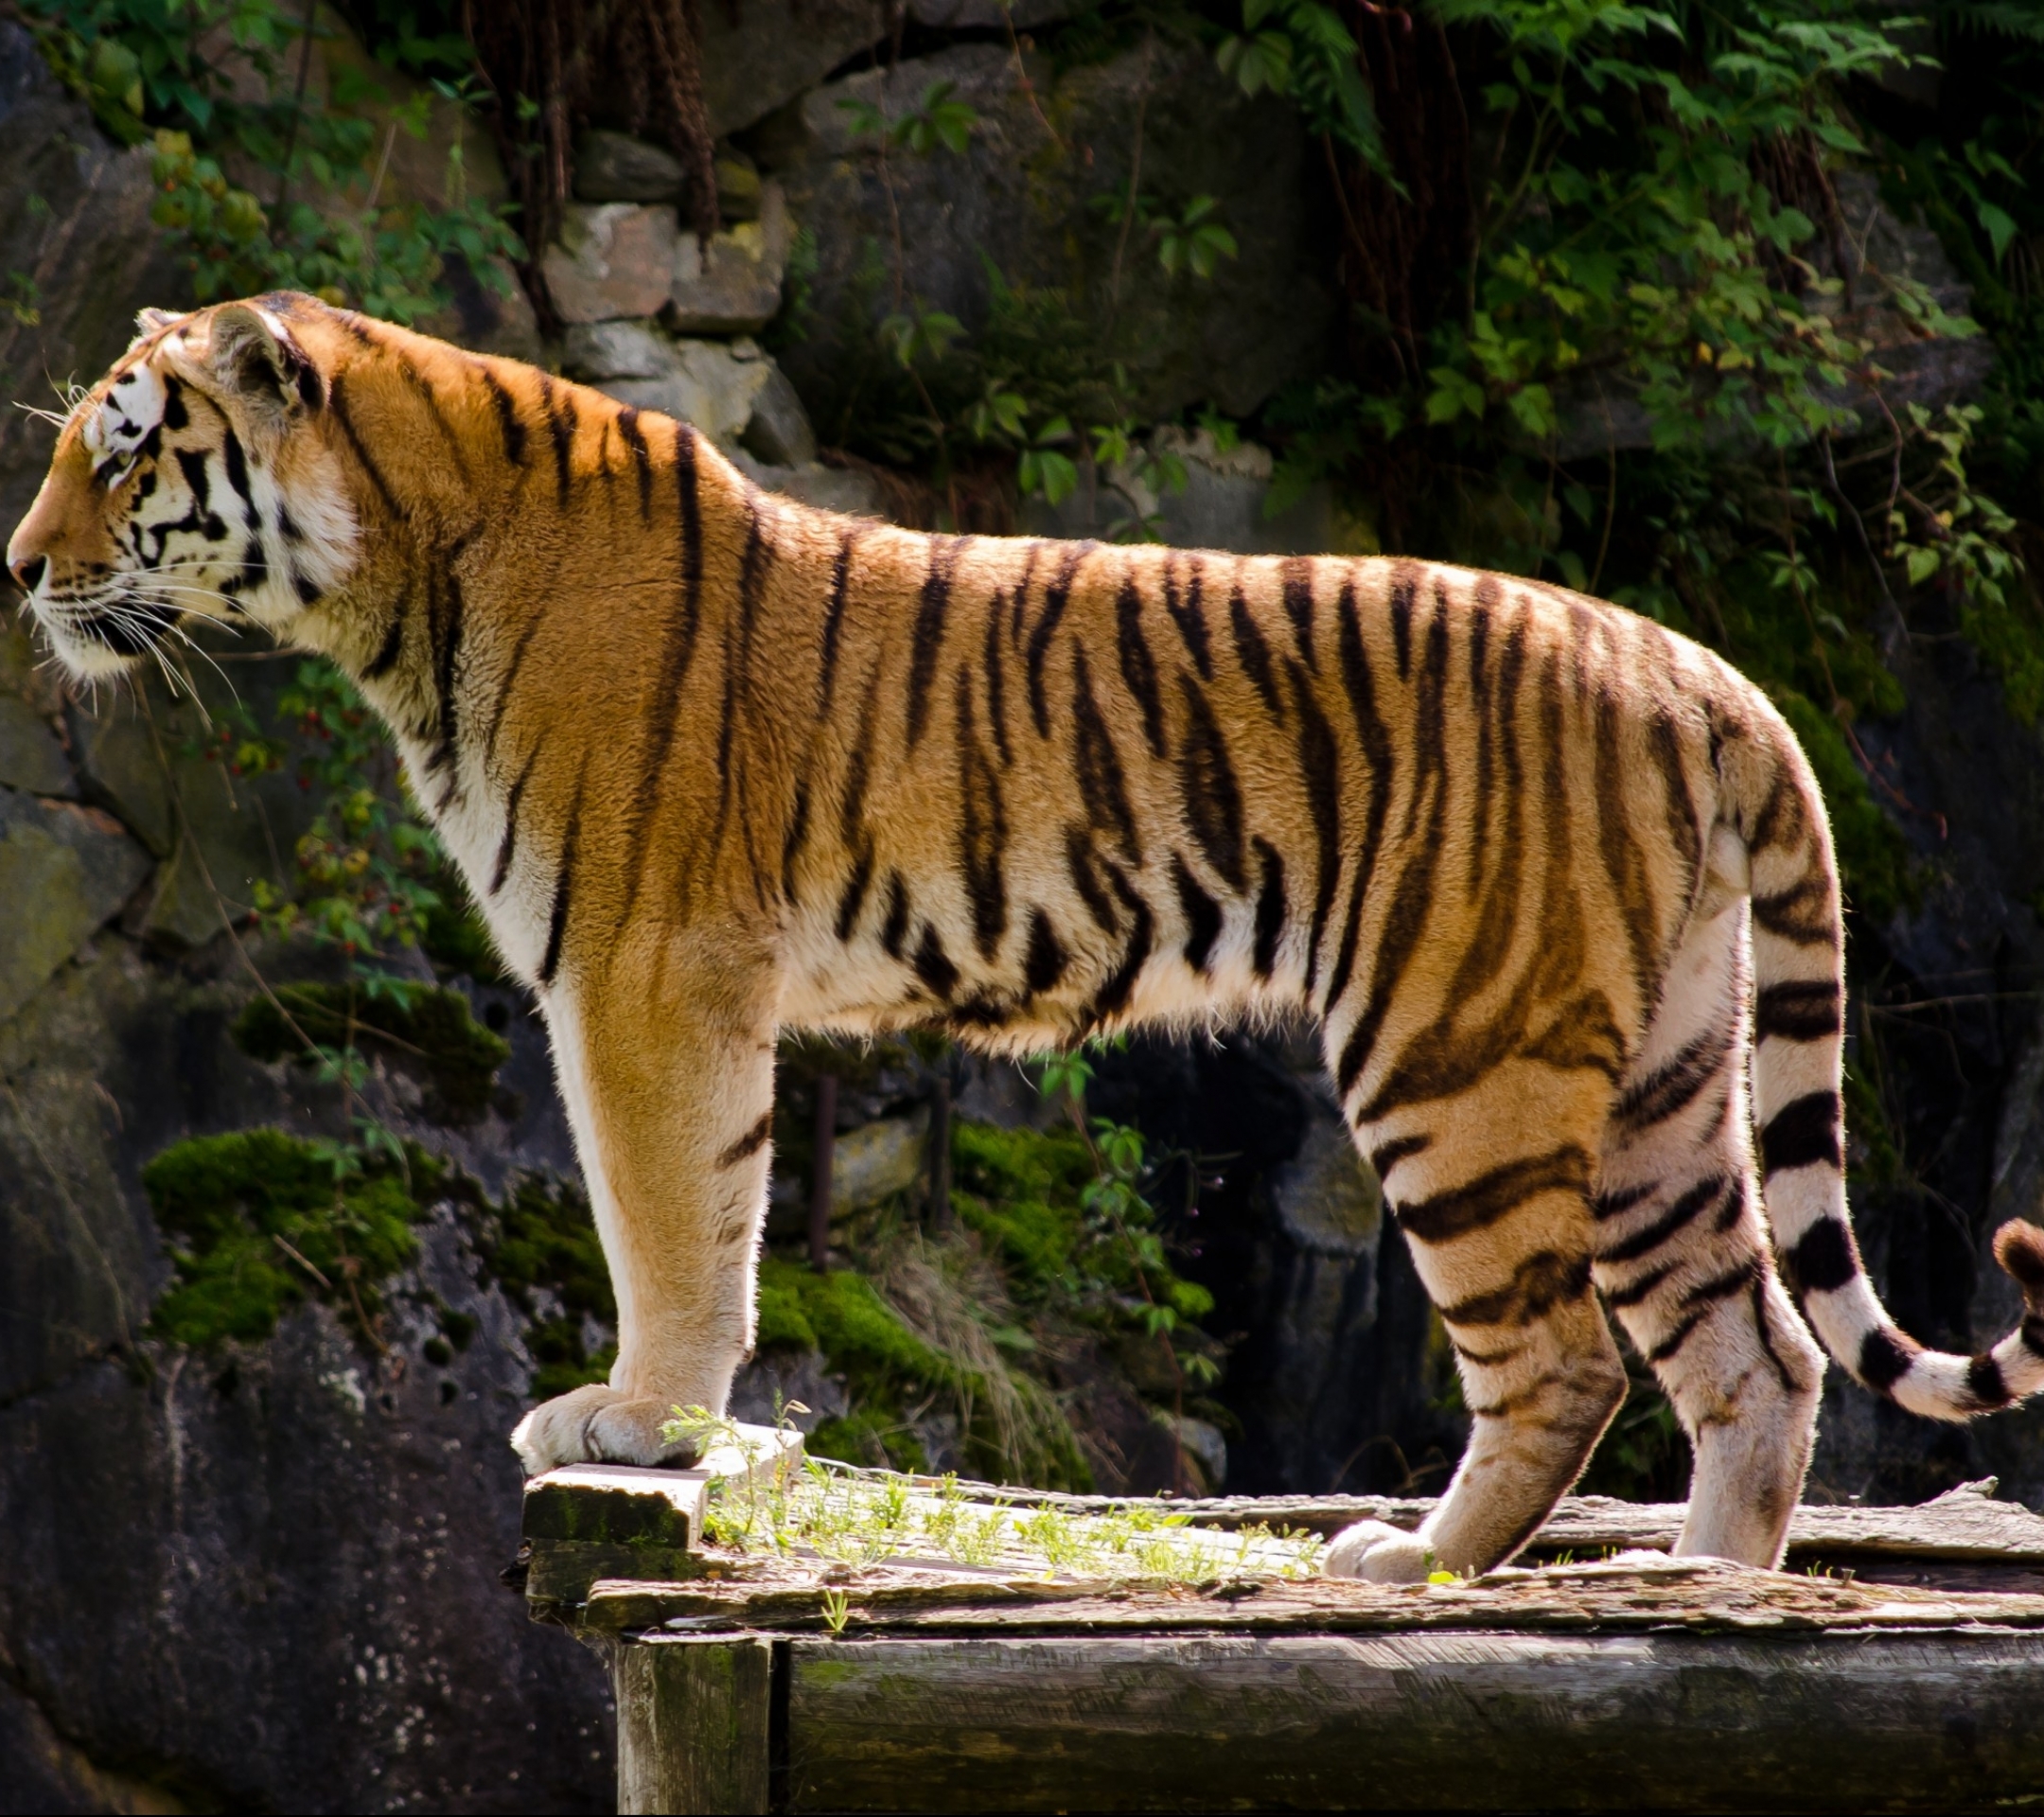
616,1635,773,1815
780,1629,2044,1813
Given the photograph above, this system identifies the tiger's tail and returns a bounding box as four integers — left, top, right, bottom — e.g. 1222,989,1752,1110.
1736,706,2044,1419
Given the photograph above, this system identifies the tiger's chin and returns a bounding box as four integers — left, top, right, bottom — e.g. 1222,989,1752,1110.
509,1382,704,1475
32,609,168,680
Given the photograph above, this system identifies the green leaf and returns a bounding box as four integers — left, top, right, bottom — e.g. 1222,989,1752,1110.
1976,201,2018,264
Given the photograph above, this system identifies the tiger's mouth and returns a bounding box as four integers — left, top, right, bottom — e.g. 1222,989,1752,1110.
28,580,186,677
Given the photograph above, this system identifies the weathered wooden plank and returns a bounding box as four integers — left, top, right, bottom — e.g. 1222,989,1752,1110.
583,1552,2044,1639
782,1630,2044,1812
931,1478,2044,1562
615,1634,773,1815
523,1426,803,1609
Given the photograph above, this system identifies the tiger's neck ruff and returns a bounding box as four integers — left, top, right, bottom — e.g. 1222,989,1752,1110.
14,293,2044,1583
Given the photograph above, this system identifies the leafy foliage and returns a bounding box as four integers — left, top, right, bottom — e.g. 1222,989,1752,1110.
23,0,520,317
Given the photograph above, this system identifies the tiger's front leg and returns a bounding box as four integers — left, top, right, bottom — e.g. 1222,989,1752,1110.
510,953,778,1474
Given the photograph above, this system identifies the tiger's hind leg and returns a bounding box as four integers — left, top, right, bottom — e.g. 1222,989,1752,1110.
1594,828,1824,1566
1326,1084,1629,1583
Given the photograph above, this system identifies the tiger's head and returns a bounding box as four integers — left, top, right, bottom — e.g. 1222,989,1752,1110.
8,297,361,679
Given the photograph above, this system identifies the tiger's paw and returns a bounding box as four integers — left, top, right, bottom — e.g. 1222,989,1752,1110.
1322,1520,1434,1583
510,1384,701,1476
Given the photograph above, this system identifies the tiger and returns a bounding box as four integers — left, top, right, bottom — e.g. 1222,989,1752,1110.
12,291,2044,1582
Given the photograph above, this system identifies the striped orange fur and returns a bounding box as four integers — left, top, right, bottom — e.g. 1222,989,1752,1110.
14,293,2044,1579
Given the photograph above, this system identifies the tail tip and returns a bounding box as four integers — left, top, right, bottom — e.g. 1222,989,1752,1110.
1992,1220,2044,1310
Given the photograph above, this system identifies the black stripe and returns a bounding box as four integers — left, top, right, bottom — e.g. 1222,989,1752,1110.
623,426,704,911
481,368,527,466
220,426,256,524
1389,566,1417,679
1072,645,1140,859
617,405,653,520
818,528,858,715
719,1111,775,1168
1752,877,1836,945
362,599,405,679
955,665,1008,960
482,609,544,767
1087,867,1153,1021
1966,1352,2011,1409
1612,1025,1734,1130
836,846,874,942
912,926,959,999
1603,1260,1677,1311
1367,1133,1430,1181
1442,1250,1592,1329
161,375,188,430
1593,1181,1656,1221
491,742,540,894
1251,838,1285,978
1117,577,1167,758
1229,588,1283,718
1172,855,1223,973
428,565,468,811
1066,828,1119,933
539,781,583,987
1280,557,1317,669
880,872,911,959
1164,556,1212,679
1784,1216,1859,1295
1024,909,1067,994
327,374,400,516
1334,612,1452,1094
907,538,960,750
1858,1326,1913,1392
1177,675,1247,892
1761,1091,1842,1177
538,375,575,508
1028,544,1092,736
1598,1174,1731,1266
1324,587,1394,997
1646,1259,1760,1365
1756,979,1842,1043
984,589,1012,766
1394,1145,1592,1245
1294,671,1344,999
782,781,809,905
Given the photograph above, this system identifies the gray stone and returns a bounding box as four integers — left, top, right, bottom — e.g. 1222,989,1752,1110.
669,181,792,333
1023,427,1337,555
1163,1412,1228,1491
1268,1113,1383,1258
766,42,1335,421
422,253,546,365
701,0,890,138
0,694,72,794
574,129,687,203
831,1109,929,1211
565,327,781,448
0,789,150,1025
732,453,885,517
541,203,679,324
740,362,819,467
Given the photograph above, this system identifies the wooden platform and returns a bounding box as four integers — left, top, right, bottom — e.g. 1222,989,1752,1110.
520,1437,2044,1814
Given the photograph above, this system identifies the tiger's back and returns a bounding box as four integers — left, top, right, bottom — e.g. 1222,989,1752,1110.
14,294,2044,1585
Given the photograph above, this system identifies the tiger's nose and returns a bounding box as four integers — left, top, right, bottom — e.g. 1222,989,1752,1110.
9,554,46,594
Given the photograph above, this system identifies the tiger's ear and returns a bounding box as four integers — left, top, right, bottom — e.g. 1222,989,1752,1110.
126,307,189,355
205,303,323,432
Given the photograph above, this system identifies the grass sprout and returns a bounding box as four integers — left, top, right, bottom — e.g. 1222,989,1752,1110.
697,1456,1323,1584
